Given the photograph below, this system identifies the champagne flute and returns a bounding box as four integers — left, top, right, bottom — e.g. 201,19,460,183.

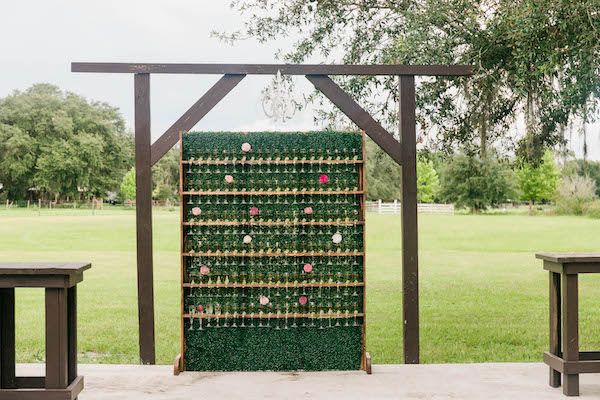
188,305,196,331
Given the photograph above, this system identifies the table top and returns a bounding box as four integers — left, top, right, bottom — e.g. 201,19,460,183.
536,253,600,264
0,262,91,276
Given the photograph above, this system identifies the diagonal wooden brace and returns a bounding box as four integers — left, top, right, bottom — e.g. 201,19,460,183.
306,75,402,166
150,74,246,165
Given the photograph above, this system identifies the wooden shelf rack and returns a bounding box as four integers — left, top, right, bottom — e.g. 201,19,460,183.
179,131,367,372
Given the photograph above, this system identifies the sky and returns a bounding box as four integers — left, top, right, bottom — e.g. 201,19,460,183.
0,0,597,160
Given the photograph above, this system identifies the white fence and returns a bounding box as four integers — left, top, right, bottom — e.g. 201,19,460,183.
366,200,454,214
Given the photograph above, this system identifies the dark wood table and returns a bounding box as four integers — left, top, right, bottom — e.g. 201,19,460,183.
0,262,91,400
537,253,600,397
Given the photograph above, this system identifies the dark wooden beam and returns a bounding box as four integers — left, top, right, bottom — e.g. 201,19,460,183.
72,62,473,76
399,75,419,364
306,75,402,165
134,73,156,365
150,74,245,165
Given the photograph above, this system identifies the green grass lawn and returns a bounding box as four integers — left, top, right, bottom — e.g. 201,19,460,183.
1,207,599,365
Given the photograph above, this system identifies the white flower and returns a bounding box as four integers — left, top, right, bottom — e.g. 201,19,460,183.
332,233,343,244
243,235,252,244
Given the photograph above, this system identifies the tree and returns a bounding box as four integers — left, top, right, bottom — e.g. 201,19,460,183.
152,148,179,201
0,84,133,201
219,0,599,162
516,150,559,212
555,175,597,215
120,168,136,202
440,154,516,213
564,159,600,197
417,157,440,203
365,138,402,201
120,149,180,203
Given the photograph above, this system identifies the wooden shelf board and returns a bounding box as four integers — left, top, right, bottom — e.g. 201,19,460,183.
183,282,364,288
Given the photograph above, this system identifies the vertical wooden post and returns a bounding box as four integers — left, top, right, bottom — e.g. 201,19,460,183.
0,288,15,389
549,272,561,387
67,286,78,383
562,272,579,396
399,75,419,364
45,288,68,389
134,73,156,365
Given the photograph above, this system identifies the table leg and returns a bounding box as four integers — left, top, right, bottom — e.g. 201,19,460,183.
0,288,15,389
46,288,68,389
549,272,561,387
562,273,579,396
68,286,77,383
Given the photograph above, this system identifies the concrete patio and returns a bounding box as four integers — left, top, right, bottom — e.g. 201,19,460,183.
16,362,600,399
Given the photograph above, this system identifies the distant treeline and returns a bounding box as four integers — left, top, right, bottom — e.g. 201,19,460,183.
1,84,598,215
0,84,176,203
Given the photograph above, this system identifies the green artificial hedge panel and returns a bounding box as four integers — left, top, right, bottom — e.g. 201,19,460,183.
181,131,364,371
185,320,362,371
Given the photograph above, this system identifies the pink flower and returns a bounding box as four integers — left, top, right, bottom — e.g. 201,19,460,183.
224,175,234,184
200,265,210,275
191,207,201,216
319,174,329,184
249,207,260,216
241,142,252,152
303,207,313,215
298,296,308,305
196,305,204,313
259,295,270,305
303,263,313,273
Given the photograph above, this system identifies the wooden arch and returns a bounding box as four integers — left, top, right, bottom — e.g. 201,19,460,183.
71,62,472,365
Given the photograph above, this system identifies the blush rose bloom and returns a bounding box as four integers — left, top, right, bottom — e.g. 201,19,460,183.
241,142,252,152
249,207,260,216
191,207,201,216
224,175,234,184
303,207,313,215
303,263,313,273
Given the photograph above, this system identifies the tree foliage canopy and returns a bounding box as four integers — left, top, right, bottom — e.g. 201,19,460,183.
417,156,440,203
365,138,402,200
440,154,516,212
0,84,133,200
220,0,599,161
120,168,136,202
516,150,559,206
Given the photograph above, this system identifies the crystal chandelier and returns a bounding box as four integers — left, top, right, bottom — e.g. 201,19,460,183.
261,70,296,124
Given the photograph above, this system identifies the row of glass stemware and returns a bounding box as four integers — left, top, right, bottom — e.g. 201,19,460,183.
186,161,358,174
184,175,359,192
184,147,360,162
